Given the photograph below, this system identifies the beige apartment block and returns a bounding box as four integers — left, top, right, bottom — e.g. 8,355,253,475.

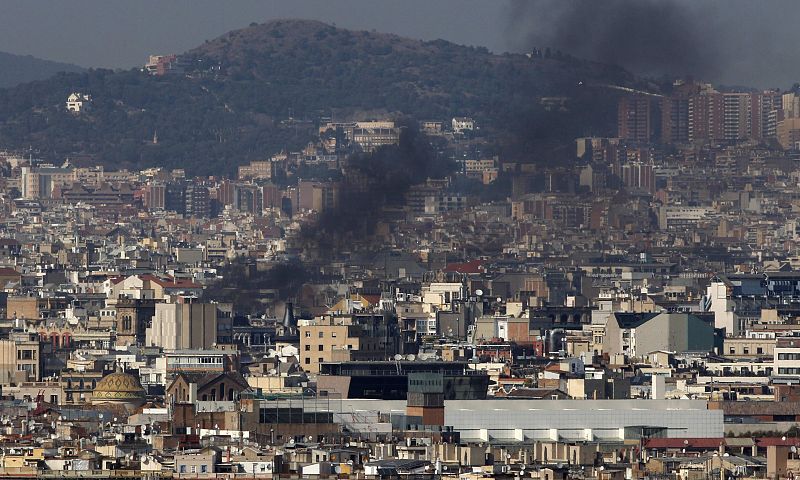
299,316,387,373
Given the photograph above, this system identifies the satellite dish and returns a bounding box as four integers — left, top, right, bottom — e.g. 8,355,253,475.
393,354,403,361
475,289,483,296
406,354,416,361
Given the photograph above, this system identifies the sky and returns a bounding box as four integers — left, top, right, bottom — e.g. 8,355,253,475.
0,0,797,89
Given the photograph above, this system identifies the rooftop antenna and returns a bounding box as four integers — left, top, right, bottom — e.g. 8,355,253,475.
393,354,402,374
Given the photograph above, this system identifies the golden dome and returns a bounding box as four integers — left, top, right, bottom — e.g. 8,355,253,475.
92,370,146,402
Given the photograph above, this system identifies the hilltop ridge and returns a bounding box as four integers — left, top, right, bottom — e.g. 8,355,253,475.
0,50,84,88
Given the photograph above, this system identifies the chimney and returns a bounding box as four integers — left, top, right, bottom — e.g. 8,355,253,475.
283,303,296,331
189,383,198,404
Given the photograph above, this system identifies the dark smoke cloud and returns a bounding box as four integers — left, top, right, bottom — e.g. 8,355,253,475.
506,0,798,88
208,122,454,314
298,120,454,254
205,258,311,315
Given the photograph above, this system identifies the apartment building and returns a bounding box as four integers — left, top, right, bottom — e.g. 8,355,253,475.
237,160,273,180
603,312,715,359
723,337,775,359
299,315,396,373
0,334,42,384
774,337,800,378
20,164,76,199
618,95,652,142
146,301,218,351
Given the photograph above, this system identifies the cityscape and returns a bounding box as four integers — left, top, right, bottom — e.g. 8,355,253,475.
1,2,800,479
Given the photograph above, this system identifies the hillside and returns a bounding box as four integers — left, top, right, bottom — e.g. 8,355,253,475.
187,19,631,118
0,20,639,175
0,51,84,88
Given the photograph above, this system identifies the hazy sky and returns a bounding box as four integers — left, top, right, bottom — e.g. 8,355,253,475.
1,0,798,88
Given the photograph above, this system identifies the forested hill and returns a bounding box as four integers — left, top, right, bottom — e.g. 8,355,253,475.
0,19,640,175
0,51,84,88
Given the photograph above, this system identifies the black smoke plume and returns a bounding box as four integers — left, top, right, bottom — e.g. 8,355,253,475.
297,119,454,254
205,258,310,315
507,0,720,81
207,121,454,314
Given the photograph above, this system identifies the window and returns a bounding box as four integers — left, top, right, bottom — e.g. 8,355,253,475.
305,345,310,351
318,332,323,338
318,345,324,351
190,465,196,474
17,350,34,360
201,465,208,473
179,466,186,474
757,347,764,354
332,332,337,338
305,331,311,338
318,357,323,363
305,358,310,365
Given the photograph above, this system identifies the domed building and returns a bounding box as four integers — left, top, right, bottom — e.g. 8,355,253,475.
91,367,146,412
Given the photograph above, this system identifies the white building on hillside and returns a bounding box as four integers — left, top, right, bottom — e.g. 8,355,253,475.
66,93,91,113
